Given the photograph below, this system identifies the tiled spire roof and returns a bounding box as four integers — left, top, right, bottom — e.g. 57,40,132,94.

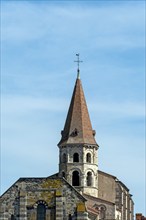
58,77,97,146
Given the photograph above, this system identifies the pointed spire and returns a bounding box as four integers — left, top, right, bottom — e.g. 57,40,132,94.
58,77,97,146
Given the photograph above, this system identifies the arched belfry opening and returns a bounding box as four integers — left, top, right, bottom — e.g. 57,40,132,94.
72,170,80,186
86,153,91,163
87,171,92,186
73,153,79,162
37,203,46,220
62,171,65,178
62,153,67,163
11,215,15,220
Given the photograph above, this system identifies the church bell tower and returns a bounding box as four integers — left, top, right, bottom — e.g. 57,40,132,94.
58,55,99,197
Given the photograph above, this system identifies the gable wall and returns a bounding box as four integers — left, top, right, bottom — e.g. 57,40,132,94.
98,172,116,203
0,178,87,220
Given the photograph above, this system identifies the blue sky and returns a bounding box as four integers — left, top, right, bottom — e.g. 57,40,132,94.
1,0,145,216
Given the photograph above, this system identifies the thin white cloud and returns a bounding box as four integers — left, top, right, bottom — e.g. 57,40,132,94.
1,95,145,118
90,101,145,118
1,95,68,113
1,0,145,215
1,1,145,49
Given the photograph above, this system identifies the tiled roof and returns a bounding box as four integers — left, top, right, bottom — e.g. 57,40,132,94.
58,78,97,146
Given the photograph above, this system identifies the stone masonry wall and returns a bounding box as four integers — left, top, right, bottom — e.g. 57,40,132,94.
0,177,88,220
98,172,115,203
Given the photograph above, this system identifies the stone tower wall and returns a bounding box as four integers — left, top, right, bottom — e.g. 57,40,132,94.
59,144,98,197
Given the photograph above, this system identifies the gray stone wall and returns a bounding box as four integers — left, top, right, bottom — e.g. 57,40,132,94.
0,177,88,220
0,173,134,220
59,144,98,197
116,182,134,220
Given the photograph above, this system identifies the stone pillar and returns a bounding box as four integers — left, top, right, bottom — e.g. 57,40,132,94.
19,190,27,220
81,173,85,188
66,172,71,185
55,190,63,220
0,200,6,220
129,198,133,220
77,212,88,220
46,209,51,220
76,203,88,220
93,147,95,164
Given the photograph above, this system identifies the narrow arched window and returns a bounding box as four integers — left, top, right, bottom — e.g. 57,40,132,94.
86,153,91,163
11,215,15,220
37,204,46,220
68,214,72,220
62,153,67,163
99,206,106,219
73,153,79,162
87,172,92,186
72,171,80,186
62,171,65,178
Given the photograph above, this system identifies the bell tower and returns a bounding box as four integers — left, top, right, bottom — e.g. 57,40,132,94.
58,56,99,197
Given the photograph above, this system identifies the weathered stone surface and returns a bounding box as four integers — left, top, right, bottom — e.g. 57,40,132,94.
0,177,88,220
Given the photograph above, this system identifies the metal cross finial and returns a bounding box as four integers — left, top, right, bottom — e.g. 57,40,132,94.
74,53,83,79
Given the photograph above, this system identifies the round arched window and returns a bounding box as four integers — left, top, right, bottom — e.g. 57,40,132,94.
62,153,67,163
86,153,91,163
62,172,65,178
73,153,79,162
37,203,46,220
11,215,15,220
72,170,80,186
87,171,92,186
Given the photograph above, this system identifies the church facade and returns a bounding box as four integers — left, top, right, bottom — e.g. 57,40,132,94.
0,68,134,220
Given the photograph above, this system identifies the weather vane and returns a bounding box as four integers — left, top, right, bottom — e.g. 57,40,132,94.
74,53,83,78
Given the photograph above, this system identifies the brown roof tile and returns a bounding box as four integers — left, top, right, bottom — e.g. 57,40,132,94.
58,78,97,146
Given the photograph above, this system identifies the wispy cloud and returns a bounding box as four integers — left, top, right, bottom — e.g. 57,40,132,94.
1,95,68,113
1,1,145,49
1,94,145,118
90,101,145,118
1,0,145,215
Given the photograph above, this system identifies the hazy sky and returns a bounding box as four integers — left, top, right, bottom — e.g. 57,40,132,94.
1,0,145,215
